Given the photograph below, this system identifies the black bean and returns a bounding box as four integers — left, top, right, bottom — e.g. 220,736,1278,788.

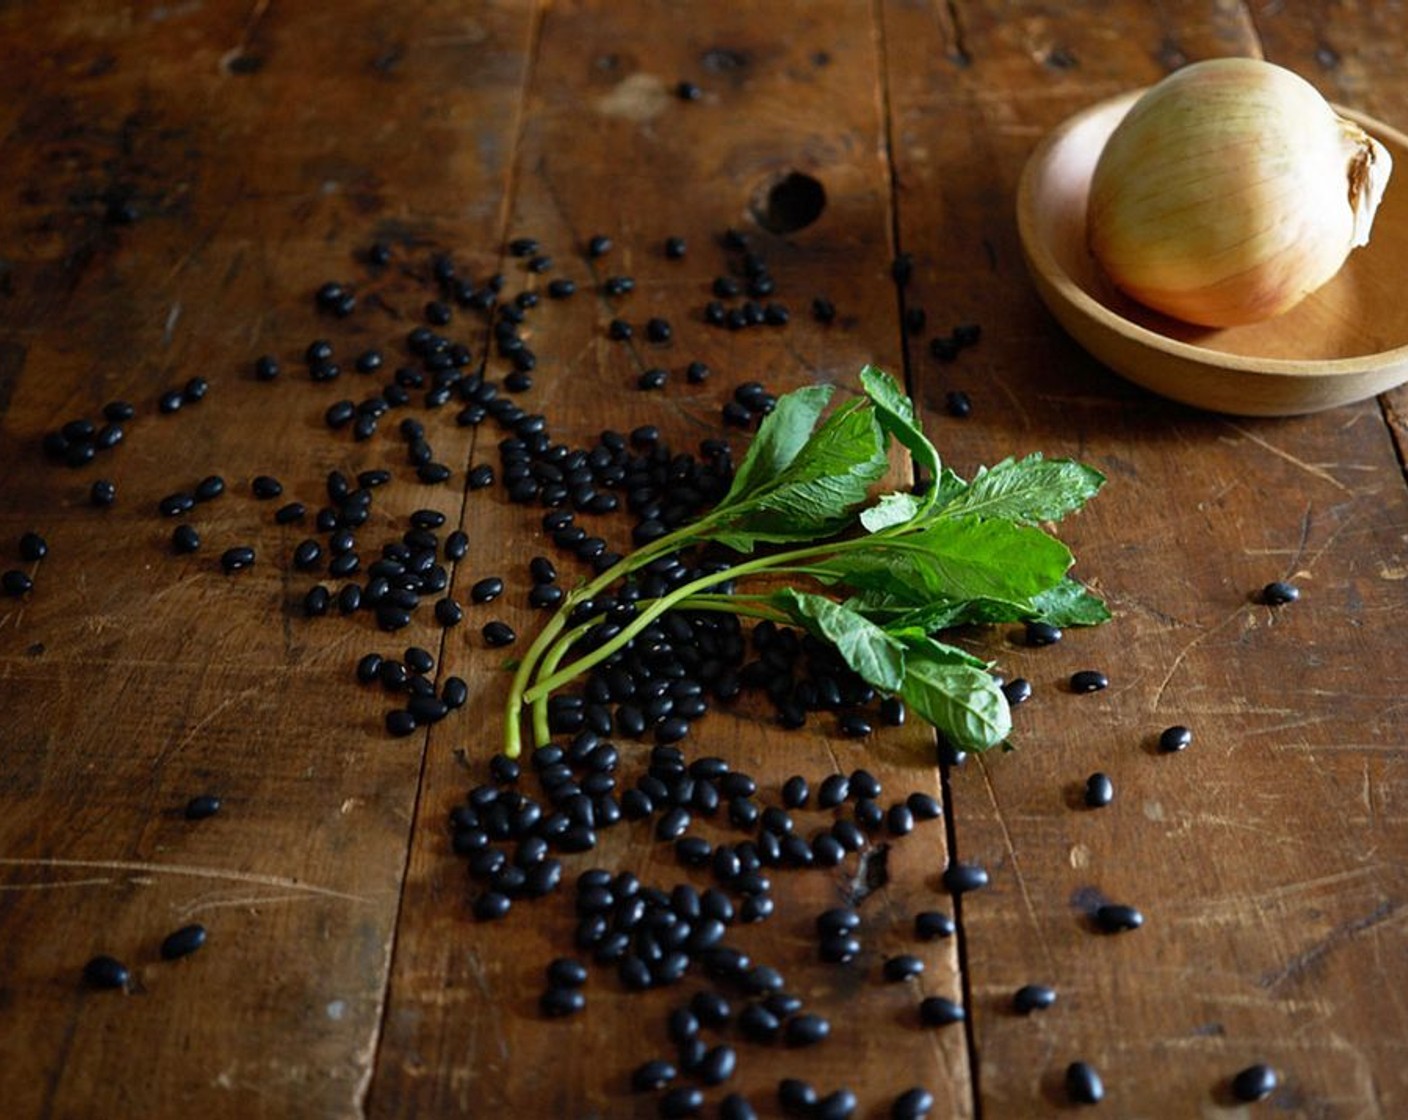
1159,725,1193,753
918,996,964,1026
658,1086,704,1118
293,539,323,570
102,399,135,422
483,621,516,647
1013,984,1057,1013
915,911,955,940
474,891,511,921
1084,772,1114,808
471,576,504,603
632,1059,676,1092
884,955,925,982
184,794,222,820
849,768,881,799
830,819,864,853
220,546,255,573
386,709,417,737
887,803,915,836
1070,669,1108,693
160,923,207,960
688,989,729,1027
719,1093,756,1120
1230,1063,1278,1102
81,953,130,989
254,355,280,381
890,1088,934,1120
539,986,585,1017
304,585,330,617
696,1045,736,1086
1024,620,1062,646
1001,677,1033,705
817,773,850,808
854,798,884,832
1065,1061,1104,1105
406,695,449,725
444,530,469,561
638,368,668,391
656,806,691,841
944,390,972,418
2,569,32,597
159,492,196,517
646,318,672,343
907,792,942,821
468,464,495,489
778,1078,818,1115
90,479,117,507
655,716,689,744
251,475,283,499
942,862,989,894
18,532,48,561
586,234,612,258
183,376,209,402
779,775,809,809
341,585,365,615
784,1013,830,1046
813,1089,858,1120
1260,580,1299,606
275,501,306,525
1094,903,1144,933
435,597,463,626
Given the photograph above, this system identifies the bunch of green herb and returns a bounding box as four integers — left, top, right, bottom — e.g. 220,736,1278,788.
502,366,1107,758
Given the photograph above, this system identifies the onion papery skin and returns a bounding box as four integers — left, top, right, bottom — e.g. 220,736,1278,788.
1087,58,1391,328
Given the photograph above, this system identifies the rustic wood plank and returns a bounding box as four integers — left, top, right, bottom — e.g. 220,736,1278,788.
367,2,981,1117
0,3,536,1117
882,1,1408,1115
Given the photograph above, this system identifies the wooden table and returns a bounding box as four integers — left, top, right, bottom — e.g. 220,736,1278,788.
2,3,1405,1117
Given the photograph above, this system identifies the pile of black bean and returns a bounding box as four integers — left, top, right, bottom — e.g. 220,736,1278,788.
453,733,968,1119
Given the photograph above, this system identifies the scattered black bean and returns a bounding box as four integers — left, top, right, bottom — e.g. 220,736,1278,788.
471,576,505,603
945,391,972,418
483,621,516,647
719,1093,756,1120
813,1089,858,1120
784,1013,830,1047
1070,669,1108,693
183,794,222,820
1230,1063,1278,1102
1260,580,1299,605
891,1087,935,1120
778,1078,818,1115
675,80,701,101
1159,725,1193,753
1084,772,1114,808
942,862,989,895
18,532,48,561
1001,677,1032,705
883,955,925,982
90,479,117,506
220,546,255,573
914,911,955,940
1024,620,1062,646
82,954,131,989
1013,984,1057,1014
386,709,417,737
1065,1061,1104,1105
172,524,201,554
160,923,207,960
1094,903,1144,933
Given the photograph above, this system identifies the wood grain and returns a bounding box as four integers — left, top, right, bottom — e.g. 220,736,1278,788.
0,2,1405,1118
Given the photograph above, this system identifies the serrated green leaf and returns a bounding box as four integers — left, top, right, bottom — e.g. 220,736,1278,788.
1028,577,1111,626
859,364,941,487
899,650,1011,751
937,453,1105,525
714,398,888,551
721,383,834,508
775,589,906,691
859,491,922,533
818,516,1072,605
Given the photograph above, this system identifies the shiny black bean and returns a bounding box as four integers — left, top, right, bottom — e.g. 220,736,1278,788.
918,996,964,1026
1084,772,1114,808
813,1089,858,1120
942,862,989,894
1013,984,1057,1014
1260,581,1299,606
82,954,130,989
883,955,925,982
482,621,516,647
778,1079,817,1115
915,911,955,940
632,1059,676,1092
220,546,255,573
1065,1061,1104,1105
1024,620,1062,646
183,794,222,820
1230,1063,1278,1102
1070,669,1108,693
1094,903,1144,933
1159,725,1193,752
160,923,207,960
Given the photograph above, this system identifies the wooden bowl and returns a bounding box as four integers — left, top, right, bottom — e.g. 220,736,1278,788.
1017,90,1408,415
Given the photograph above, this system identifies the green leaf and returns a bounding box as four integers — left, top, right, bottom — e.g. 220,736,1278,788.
899,647,1011,751
1028,577,1111,626
937,453,1105,525
859,364,941,493
721,383,834,508
714,398,888,550
859,491,921,533
819,516,1073,606
775,589,906,692
887,630,988,669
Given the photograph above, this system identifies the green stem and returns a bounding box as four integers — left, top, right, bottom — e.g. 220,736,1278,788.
522,534,881,703
672,595,790,623
529,617,597,748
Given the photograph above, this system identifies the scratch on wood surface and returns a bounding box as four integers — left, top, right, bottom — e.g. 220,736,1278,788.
1222,422,1353,493
175,890,347,919
1259,899,1404,991
1149,605,1251,712
1181,865,1382,926
976,756,1054,970
0,857,372,903
0,876,114,892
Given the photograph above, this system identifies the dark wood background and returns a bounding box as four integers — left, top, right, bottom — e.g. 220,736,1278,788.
1,2,1404,1117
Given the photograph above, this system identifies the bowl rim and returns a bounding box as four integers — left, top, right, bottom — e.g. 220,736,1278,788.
1017,89,1408,379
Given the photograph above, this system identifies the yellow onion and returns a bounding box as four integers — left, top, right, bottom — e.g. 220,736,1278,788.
1087,57,1392,327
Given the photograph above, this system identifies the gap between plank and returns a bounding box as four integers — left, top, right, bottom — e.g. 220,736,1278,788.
360,1,551,1114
